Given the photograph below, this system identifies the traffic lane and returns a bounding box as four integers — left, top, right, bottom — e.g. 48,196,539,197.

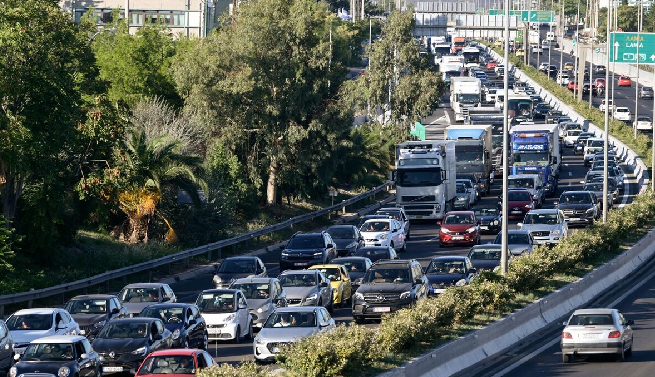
486,253,655,377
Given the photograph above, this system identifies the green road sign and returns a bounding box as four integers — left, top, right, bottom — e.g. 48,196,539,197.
411,122,426,141
515,30,524,43
489,9,554,22
572,39,577,48
609,32,655,64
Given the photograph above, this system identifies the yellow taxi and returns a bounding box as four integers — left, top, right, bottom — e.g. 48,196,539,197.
308,264,352,307
516,49,525,57
564,61,574,70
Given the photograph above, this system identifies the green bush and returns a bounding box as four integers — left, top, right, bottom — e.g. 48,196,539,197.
196,362,266,377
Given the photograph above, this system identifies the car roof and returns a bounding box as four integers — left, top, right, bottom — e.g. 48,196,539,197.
279,269,318,275
148,349,205,357
358,246,389,251
507,229,530,234
507,188,531,193
140,303,195,310
232,277,277,284
362,218,391,224
470,244,502,250
13,308,57,315
308,264,342,270
293,233,323,238
430,256,468,262
70,294,118,301
327,225,355,229
200,289,239,294
572,308,615,315
333,257,371,262
108,317,160,324
273,306,321,313
561,190,592,195
221,256,260,261
123,283,169,289
445,211,475,215
31,335,87,344
508,174,539,179
526,209,559,214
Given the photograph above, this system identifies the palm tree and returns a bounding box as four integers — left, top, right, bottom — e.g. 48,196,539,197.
118,128,206,243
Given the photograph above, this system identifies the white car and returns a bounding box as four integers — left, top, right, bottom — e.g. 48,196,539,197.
6,308,80,354
456,179,477,205
613,107,631,121
599,99,615,113
196,289,253,343
494,64,505,75
538,62,549,72
557,73,570,86
518,209,568,246
634,115,653,131
359,218,406,252
563,129,583,147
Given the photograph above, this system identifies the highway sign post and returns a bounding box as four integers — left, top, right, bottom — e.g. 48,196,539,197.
609,32,655,64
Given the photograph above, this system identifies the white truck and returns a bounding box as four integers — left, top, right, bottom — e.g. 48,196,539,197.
395,141,457,221
445,124,493,194
450,77,482,122
439,55,465,84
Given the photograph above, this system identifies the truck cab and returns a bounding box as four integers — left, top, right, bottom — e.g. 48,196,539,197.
510,124,561,197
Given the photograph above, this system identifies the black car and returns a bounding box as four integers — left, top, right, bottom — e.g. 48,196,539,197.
0,320,12,374
213,256,267,288
92,318,173,374
352,259,428,323
424,256,477,295
545,110,563,124
533,103,551,120
556,191,600,227
468,244,505,271
594,65,607,75
279,232,338,270
332,256,373,291
473,207,501,234
12,336,100,377
139,303,208,349
354,246,398,263
326,225,364,256
64,294,129,340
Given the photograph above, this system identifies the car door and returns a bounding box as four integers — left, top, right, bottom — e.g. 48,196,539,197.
152,320,167,350
164,285,176,303
389,247,398,259
273,281,287,307
64,311,79,334
256,259,267,277
391,220,403,247
75,340,94,377
0,321,11,370
237,292,249,336
54,311,68,335
318,272,331,306
411,264,428,300
618,312,633,349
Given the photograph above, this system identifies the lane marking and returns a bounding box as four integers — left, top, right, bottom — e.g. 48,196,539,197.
445,110,452,124
568,172,572,177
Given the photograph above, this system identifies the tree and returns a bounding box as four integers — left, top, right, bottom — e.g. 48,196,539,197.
616,5,639,32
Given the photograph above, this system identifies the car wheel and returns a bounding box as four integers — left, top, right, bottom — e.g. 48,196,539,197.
562,353,572,363
201,332,209,350
327,297,334,313
406,229,411,240
246,320,254,340
354,316,364,324
400,242,407,253
617,344,625,361
95,368,102,377
233,326,241,344
626,342,633,357
183,337,190,349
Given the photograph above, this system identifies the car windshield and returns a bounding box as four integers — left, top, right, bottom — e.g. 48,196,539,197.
616,108,628,113
287,236,324,249
327,227,356,239
335,260,366,273
523,213,559,224
6,314,53,331
425,260,466,274
508,178,534,189
589,140,603,147
360,221,390,232
65,299,109,315
494,233,530,244
567,130,582,136
314,268,340,281
23,343,75,361
585,184,603,191
363,268,411,283
120,288,159,303
97,323,149,339
195,293,236,313
138,356,196,375
264,311,317,328
469,248,501,260
507,191,532,201
474,208,498,217
357,216,387,228
456,184,467,194
560,193,592,204
457,180,473,189
140,307,184,324
232,283,270,300
568,314,614,326
217,259,256,274
443,214,474,224
356,248,389,259
279,273,316,287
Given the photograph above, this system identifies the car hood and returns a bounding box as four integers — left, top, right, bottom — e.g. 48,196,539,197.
508,244,532,255
426,274,466,286
123,302,155,315
356,283,413,294
163,323,184,333
284,287,318,300
201,312,240,325
215,272,256,283
256,327,318,343
92,337,149,353
455,193,469,200
557,203,593,210
72,313,107,327
477,215,500,222
15,361,74,374
471,260,501,271
12,330,53,345
507,200,532,207
360,231,389,239
246,298,270,311
520,224,560,233
440,224,475,232
284,248,324,255
348,272,365,281
333,239,358,249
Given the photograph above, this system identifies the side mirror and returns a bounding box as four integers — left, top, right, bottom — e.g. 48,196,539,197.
279,244,286,250
476,220,481,225
256,268,264,275
13,354,20,362
153,333,163,340
111,308,120,315
553,200,559,206
580,180,585,184
238,303,247,310
327,244,334,249
80,353,89,360
562,321,568,326
414,278,422,285
188,319,197,326
436,220,442,226
320,282,328,288
627,319,635,325
517,222,523,227
469,268,477,274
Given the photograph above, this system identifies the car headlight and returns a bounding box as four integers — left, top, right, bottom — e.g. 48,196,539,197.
305,293,318,302
172,329,180,340
492,220,499,225
281,251,289,257
525,203,533,209
455,279,467,287
551,228,561,236
255,336,265,344
132,347,147,356
313,252,323,258
213,275,222,283
58,367,70,377
257,306,265,313
94,319,106,329
399,291,411,300
224,313,236,322
456,197,466,201
379,234,388,240
354,292,364,300
346,243,357,249
586,208,595,214
466,226,477,233
441,228,452,234
9,367,16,377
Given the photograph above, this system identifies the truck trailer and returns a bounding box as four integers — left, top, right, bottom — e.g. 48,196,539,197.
445,124,493,193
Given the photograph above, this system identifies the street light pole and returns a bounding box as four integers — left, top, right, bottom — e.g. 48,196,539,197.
603,0,611,223
501,0,510,275
559,0,564,83
574,0,581,91
634,0,642,138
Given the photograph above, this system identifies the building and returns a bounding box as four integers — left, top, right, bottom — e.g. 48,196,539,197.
59,0,231,37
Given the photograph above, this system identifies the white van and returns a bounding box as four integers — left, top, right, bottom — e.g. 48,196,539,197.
546,31,555,42
599,99,615,113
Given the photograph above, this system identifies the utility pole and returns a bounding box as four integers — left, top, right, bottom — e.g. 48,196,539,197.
501,0,510,276
603,0,610,221
634,0,643,138
559,0,564,84
574,0,581,95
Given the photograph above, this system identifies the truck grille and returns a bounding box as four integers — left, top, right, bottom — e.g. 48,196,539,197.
404,204,436,210
363,293,400,303
401,195,436,202
286,299,303,305
405,210,433,216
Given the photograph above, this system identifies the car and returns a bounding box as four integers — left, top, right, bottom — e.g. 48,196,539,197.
308,264,352,308
546,110,564,123
92,318,174,374
502,189,535,219
538,62,549,72
492,229,535,255
574,135,591,155
353,246,398,262
583,137,605,166
458,172,487,195
507,175,544,208
557,72,571,86
486,60,498,69
559,122,584,138
567,80,577,91
352,259,428,323
593,77,606,90
638,86,654,99
212,256,267,288
0,320,12,374
516,49,525,57
588,165,624,190
518,209,568,246
531,45,543,54
468,244,506,271
277,269,334,311
326,225,364,256
6,309,80,355
139,303,208,349
533,103,551,120
454,183,471,210
561,308,634,363
10,336,100,377
594,65,607,75
424,256,477,295
564,62,574,70
599,99,615,113
541,41,550,50
617,75,632,87
118,283,177,317
634,115,653,131
230,277,287,330
556,191,600,226
356,214,392,229
562,128,582,147
587,176,620,203
64,294,130,340
583,182,615,208
474,206,501,234
331,256,373,292
195,289,253,343
135,349,216,376
253,306,335,362
279,231,338,270
439,211,481,247
613,107,632,122
375,207,411,240
359,218,406,252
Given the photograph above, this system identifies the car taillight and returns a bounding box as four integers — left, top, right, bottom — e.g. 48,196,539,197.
608,331,621,339
562,332,572,339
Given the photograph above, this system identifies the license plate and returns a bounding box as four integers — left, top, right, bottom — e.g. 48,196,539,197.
415,215,423,219
480,226,488,230
294,263,307,266
372,307,391,313
568,218,579,221
103,367,123,373
208,328,221,334
511,211,522,214
431,288,446,294
452,236,464,240
581,333,601,339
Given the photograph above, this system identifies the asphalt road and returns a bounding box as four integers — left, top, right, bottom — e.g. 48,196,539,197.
167,79,640,365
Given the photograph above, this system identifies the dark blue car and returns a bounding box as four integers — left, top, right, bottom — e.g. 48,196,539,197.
139,303,208,350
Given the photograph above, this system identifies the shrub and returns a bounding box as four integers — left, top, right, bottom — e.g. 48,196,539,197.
197,362,266,377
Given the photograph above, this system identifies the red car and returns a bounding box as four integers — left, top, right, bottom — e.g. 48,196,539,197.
503,189,535,219
486,60,498,70
567,81,578,91
617,75,632,87
593,78,606,88
135,349,216,377
438,211,481,247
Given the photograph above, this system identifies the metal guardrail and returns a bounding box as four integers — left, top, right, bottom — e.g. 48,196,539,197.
0,182,393,314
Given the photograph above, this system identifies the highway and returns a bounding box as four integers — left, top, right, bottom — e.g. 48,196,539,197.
166,68,640,365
